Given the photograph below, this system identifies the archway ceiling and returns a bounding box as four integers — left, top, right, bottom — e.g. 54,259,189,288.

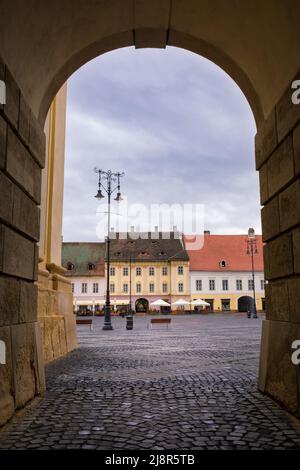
0,0,299,126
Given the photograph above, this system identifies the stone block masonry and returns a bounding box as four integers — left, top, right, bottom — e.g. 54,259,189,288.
0,56,45,426
257,68,300,418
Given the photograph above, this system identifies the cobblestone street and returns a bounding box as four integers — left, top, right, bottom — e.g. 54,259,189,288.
1,314,300,450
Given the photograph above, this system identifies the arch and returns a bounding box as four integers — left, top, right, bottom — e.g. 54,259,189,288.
135,298,149,313
238,296,254,313
0,0,300,426
1,0,299,127
39,30,262,127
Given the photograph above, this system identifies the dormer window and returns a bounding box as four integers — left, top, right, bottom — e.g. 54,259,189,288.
88,263,95,271
67,262,74,271
219,260,227,268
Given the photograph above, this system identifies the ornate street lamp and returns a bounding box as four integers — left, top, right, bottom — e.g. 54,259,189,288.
94,169,125,330
247,227,258,319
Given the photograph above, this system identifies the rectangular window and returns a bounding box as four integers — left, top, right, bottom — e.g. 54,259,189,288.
149,267,155,276
222,279,229,291
93,283,99,294
221,299,231,311
162,266,168,276
248,279,254,290
209,280,215,291
136,267,141,276
196,279,202,291
110,283,115,293
261,279,265,290
236,280,242,291
110,267,115,276
149,283,154,293
71,283,74,293
178,282,184,293
123,283,128,293
136,283,141,293
81,283,87,294
162,282,168,293
123,267,128,276
178,266,183,275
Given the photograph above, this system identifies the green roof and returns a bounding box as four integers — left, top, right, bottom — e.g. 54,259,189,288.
62,242,106,277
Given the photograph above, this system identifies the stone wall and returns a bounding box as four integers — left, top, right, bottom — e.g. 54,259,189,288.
257,70,300,417
37,264,77,364
0,57,45,426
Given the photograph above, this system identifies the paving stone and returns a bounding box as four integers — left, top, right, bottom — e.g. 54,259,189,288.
1,314,300,450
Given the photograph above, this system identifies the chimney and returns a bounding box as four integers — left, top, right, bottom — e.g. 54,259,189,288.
130,226,134,232
155,226,158,232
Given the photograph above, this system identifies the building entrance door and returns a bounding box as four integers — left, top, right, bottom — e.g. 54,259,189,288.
135,298,149,313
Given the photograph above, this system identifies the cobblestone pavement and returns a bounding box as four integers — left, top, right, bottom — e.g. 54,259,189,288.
1,313,300,450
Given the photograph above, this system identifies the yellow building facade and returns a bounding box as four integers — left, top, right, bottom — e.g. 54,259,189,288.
109,232,190,313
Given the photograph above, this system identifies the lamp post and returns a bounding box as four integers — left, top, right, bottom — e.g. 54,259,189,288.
247,227,258,319
94,169,124,330
126,253,133,330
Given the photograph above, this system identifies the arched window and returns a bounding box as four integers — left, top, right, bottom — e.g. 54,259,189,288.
67,262,74,271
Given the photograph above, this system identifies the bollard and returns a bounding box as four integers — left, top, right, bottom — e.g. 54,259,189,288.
126,315,133,330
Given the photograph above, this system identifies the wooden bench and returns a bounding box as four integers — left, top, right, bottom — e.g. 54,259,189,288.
148,318,172,329
76,318,93,331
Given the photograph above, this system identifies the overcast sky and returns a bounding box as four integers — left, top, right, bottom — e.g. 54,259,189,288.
62,46,260,242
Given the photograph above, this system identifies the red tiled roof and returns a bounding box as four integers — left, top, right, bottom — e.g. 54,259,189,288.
184,234,264,272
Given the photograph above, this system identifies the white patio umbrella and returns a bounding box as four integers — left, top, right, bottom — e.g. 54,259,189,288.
171,299,190,306
150,299,171,307
191,299,210,307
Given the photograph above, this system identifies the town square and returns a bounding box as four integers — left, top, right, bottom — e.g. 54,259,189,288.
1,314,300,450
0,0,300,458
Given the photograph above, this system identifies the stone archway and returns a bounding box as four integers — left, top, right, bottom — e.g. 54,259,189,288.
135,298,149,313
238,296,254,313
0,0,300,425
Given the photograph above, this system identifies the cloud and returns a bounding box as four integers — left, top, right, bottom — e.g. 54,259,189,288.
63,46,259,242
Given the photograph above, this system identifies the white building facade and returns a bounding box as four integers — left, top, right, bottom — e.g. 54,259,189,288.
186,233,265,312
190,270,265,312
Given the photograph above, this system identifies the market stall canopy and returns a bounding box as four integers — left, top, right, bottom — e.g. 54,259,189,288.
74,300,93,306
114,300,129,305
150,299,171,307
171,299,190,306
191,299,210,306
